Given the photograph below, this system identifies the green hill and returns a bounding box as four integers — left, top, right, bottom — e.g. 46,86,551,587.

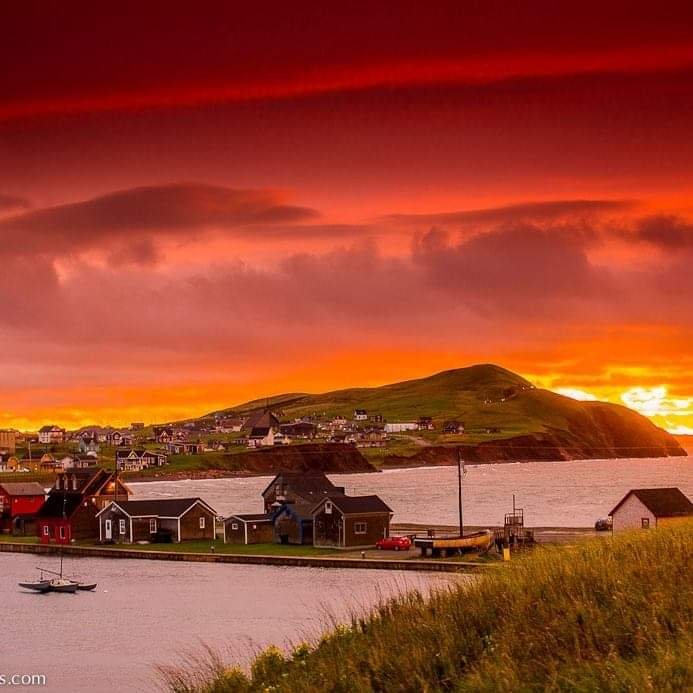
209,364,684,460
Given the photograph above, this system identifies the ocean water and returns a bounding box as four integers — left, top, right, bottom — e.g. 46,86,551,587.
1,555,457,692
131,456,692,527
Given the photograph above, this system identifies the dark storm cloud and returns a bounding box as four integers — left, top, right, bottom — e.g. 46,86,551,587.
0,183,318,261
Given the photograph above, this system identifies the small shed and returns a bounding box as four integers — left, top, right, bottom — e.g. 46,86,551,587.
312,495,393,549
609,487,693,531
223,513,274,544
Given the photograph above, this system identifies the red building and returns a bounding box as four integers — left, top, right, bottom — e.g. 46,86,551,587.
37,469,131,544
0,482,46,534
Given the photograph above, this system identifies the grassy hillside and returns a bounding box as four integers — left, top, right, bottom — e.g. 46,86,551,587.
163,523,693,692
207,364,684,459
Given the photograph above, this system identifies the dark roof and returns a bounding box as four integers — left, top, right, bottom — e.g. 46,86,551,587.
37,492,84,518
261,471,343,501
610,488,693,518
250,426,271,437
228,513,273,523
0,482,46,496
243,410,280,431
315,494,392,516
101,497,215,518
39,425,62,432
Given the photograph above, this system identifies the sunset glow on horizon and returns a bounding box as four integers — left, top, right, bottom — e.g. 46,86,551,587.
1,2,692,434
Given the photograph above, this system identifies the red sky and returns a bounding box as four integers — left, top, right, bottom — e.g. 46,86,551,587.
1,1,692,431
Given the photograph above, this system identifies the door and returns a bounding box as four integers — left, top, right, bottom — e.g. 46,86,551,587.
105,519,112,540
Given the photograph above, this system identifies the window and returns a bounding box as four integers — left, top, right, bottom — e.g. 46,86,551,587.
199,516,206,529
231,523,238,530
325,501,333,514
641,518,650,529
59,526,66,540
251,524,257,530
43,525,49,536
354,522,367,535
119,519,126,535
149,519,157,533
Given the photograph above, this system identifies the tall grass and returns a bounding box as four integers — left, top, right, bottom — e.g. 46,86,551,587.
163,523,693,692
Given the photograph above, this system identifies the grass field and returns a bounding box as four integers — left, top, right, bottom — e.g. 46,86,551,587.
162,523,693,692
94,539,335,556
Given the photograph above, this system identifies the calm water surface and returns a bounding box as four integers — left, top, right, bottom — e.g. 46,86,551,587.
132,457,692,527
1,555,457,692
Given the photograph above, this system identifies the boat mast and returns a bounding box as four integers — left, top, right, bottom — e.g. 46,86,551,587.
458,449,465,537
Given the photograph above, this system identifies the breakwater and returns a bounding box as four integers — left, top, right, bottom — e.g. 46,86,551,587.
0,542,483,573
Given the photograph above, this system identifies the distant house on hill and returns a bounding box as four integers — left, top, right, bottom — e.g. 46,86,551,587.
279,422,317,439
246,411,280,447
609,488,693,531
417,416,435,430
312,494,393,549
38,425,65,444
166,441,204,455
384,422,418,433
353,409,368,421
116,448,167,471
442,420,465,434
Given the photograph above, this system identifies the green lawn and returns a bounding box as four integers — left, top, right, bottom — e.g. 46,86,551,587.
89,539,337,556
0,534,39,544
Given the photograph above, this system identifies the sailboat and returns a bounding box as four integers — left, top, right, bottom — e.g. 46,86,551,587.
18,554,97,593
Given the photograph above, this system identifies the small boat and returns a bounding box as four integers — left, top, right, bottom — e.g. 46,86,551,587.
75,582,98,591
18,554,97,594
18,580,51,593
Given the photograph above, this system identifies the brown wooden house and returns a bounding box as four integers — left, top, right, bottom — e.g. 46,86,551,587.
96,497,217,543
223,513,274,544
312,495,393,549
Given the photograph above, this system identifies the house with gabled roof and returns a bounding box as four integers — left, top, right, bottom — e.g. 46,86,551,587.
96,497,217,543
0,482,46,534
609,487,693,531
223,513,274,544
312,494,393,549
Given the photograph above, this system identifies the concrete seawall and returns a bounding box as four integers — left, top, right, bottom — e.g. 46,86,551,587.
0,542,484,573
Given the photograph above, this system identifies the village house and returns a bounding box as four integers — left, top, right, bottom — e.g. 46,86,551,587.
130,422,145,431
356,428,387,448
417,416,435,430
443,420,465,434
38,425,66,444
78,436,100,456
96,498,216,543
223,513,274,544
370,413,384,423
327,431,357,444
115,448,168,471
353,409,368,421
330,415,348,428
60,455,98,470
215,416,244,433
0,429,16,453
609,488,693,531
107,430,134,447
279,421,317,439
312,495,393,549
0,482,46,534
166,440,204,455
263,472,346,544
384,422,419,433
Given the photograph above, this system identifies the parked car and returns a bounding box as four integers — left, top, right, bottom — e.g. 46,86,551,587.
375,536,411,551
594,518,612,532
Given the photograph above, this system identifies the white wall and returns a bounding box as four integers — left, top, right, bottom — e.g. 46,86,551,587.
612,494,657,531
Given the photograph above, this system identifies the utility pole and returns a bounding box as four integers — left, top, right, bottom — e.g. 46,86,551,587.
458,450,465,537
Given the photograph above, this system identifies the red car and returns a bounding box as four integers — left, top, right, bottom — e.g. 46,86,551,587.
375,536,411,551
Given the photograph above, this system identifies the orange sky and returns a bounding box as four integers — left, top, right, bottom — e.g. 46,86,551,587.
1,2,692,433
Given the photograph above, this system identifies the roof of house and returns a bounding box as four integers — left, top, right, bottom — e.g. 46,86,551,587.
250,426,272,437
97,497,216,518
38,425,62,433
0,482,46,496
37,492,85,518
227,513,273,523
610,487,693,518
261,471,344,501
243,410,280,432
55,468,132,497
314,494,393,515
